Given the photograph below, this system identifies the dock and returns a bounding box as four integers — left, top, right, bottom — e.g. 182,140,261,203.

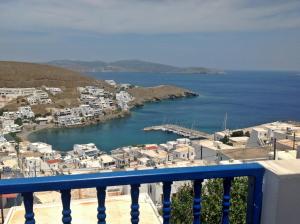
143,124,212,140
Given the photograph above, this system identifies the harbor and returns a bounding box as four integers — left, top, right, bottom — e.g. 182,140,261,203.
143,124,213,140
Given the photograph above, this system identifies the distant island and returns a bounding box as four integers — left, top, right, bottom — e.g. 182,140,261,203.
47,59,224,74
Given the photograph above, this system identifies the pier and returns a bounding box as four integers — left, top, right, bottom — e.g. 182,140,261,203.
143,124,212,140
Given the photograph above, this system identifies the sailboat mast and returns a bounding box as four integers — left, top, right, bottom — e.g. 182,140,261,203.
224,112,227,131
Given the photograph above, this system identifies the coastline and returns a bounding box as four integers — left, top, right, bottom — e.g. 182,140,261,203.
18,123,56,142
20,110,131,142
21,92,198,143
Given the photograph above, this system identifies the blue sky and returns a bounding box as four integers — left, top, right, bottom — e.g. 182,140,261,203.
1,0,300,70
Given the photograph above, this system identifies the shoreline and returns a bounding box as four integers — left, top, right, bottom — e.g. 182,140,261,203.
19,91,198,143
18,123,56,142
19,110,131,142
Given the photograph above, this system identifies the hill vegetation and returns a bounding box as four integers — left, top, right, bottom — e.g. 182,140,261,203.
0,61,110,89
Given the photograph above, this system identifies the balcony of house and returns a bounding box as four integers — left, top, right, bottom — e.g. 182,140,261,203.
0,160,300,224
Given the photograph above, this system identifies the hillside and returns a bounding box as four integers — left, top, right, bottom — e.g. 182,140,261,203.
0,61,112,112
0,61,198,115
47,59,223,74
129,85,198,106
0,61,109,88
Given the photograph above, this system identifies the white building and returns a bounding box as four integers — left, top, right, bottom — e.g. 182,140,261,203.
2,112,18,120
173,145,195,160
79,86,106,97
27,90,52,105
0,134,6,143
214,131,227,141
0,118,14,129
0,142,16,153
29,142,53,154
116,91,134,110
176,138,191,145
140,149,168,164
99,154,116,169
46,159,61,171
23,157,42,177
17,106,35,119
2,124,21,134
192,139,234,161
246,128,269,148
0,88,36,99
147,181,191,207
45,87,62,95
56,115,81,127
73,143,100,157
105,80,117,86
166,141,177,150
229,136,249,147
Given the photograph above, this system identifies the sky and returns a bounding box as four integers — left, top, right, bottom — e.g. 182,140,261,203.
0,0,300,71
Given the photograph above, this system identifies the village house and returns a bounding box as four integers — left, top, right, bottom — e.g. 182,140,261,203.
140,149,168,165
0,141,16,153
28,142,53,154
105,80,117,87
23,157,42,177
229,136,249,147
17,106,35,119
46,159,61,171
44,87,62,95
116,91,134,111
56,115,81,127
73,143,100,158
173,144,195,160
0,134,6,143
0,88,36,99
99,154,116,169
0,117,21,134
35,117,49,125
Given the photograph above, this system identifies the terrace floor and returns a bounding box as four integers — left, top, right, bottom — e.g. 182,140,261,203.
6,193,162,224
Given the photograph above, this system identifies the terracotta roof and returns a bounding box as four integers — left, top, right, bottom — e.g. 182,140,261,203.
47,159,61,164
0,193,17,199
145,146,159,150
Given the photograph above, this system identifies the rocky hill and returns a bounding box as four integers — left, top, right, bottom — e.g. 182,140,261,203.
0,61,198,114
47,59,223,74
0,61,109,89
128,85,198,106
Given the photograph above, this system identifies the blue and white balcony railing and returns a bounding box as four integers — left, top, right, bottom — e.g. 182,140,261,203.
0,163,264,224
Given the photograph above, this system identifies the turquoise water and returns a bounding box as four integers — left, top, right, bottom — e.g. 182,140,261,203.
29,71,300,152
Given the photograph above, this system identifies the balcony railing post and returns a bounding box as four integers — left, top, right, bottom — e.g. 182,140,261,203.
162,181,172,224
97,186,106,224
22,192,35,224
193,179,203,224
61,189,72,224
246,176,255,224
222,178,233,224
130,184,140,224
253,173,264,224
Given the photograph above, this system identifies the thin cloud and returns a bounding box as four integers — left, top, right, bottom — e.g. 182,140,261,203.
0,0,300,34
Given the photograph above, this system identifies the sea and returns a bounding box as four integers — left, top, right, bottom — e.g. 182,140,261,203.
28,70,300,152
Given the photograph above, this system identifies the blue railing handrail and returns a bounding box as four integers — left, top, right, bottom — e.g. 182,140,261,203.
0,163,265,224
0,163,263,194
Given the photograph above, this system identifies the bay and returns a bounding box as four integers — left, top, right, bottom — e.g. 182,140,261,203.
29,71,300,152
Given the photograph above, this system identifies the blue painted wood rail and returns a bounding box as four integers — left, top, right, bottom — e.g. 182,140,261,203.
0,163,264,224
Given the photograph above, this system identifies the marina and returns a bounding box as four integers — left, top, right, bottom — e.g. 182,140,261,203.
143,124,213,140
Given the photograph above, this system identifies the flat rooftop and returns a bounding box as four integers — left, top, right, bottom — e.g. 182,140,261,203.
220,147,271,161
5,193,162,224
260,159,300,175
